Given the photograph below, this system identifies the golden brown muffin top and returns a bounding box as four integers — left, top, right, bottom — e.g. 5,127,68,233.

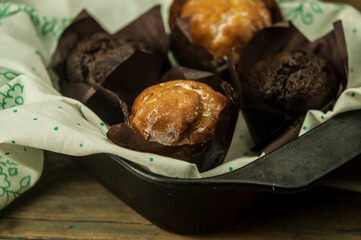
130,80,227,146
181,0,271,59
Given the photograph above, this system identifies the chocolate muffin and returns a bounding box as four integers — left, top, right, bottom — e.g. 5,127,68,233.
66,32,149,83
243,50,339,116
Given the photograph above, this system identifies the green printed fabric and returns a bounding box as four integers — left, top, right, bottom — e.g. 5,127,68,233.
0,0,361,210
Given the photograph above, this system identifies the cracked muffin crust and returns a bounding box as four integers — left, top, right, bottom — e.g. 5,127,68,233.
243,50,339,116
66,32,149,83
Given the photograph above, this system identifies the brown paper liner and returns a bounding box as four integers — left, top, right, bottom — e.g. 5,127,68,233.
168,0,283,73
51,6,239,172
51,6,169,125
106,66,240,172
231,21,348,153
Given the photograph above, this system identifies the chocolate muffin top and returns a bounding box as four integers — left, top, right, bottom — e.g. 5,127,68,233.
243,50,339,116
66,32,149,83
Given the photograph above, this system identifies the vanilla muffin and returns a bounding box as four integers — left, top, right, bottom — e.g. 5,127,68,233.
130,80,227,146
173,0,271,60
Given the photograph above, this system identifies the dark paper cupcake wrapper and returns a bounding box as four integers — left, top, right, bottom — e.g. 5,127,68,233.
169,0,283,73
51,5,239,172
51,6,169,125
231,20,348,153
107,66,240,172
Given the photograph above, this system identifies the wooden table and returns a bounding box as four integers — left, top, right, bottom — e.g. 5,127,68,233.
0,152,360,240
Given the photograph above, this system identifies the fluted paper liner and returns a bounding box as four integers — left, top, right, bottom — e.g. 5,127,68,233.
51,6,169,125
106,66,240,172
232,21,348,153
168,0,283,73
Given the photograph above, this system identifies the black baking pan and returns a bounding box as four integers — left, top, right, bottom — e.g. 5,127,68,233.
72,109,361,234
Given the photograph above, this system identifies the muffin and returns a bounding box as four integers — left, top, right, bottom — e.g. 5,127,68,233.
66,32,149,83
106,66,240,172
130,80,227,146
180,0,271,59
243,50,339,117
232,21,348,153
169,0,281,72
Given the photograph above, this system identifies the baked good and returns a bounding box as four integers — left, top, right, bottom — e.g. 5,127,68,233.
243,50,339,116
130,80,227,146
175,0,271,60
66,32,149,83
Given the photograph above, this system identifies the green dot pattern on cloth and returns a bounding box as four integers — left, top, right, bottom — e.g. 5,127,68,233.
11,140,15,144
303,126,307,130
54,127,59,131
33,118,38,120
351,92,356,97
77,123,81,126
239,135,244,140
321,115,325,120
80,143,83,147
24,148,27,152
58,106,62,109
149,157,154,162
350,67,354,73
32,67,36,72
229,167,233,171
243,152,249,156
353,28,357,34
35,50,40,55
5,152,10,155
100,122,105,126
13,109,17,113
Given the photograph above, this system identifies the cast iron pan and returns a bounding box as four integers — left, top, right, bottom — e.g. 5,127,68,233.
72,109,361,234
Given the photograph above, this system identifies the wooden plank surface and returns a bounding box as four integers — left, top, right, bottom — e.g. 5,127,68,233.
0,152,360,240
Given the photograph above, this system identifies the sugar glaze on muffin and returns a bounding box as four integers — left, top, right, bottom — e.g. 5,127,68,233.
181,0,271,59
130,80,227,146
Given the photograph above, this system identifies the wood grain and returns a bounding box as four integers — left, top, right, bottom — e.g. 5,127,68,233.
0,152,360,239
